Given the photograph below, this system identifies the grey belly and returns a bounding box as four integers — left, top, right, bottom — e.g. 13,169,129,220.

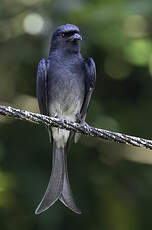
48,74,85,122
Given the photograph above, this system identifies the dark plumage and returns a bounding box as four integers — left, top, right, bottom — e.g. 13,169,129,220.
36,24,96,214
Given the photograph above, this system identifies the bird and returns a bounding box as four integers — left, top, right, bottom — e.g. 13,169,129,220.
35,24,96,215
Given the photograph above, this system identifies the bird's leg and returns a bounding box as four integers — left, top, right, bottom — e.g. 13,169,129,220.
76,113,90,129
75,112,82,123
54,112,59,118
53,113,65,124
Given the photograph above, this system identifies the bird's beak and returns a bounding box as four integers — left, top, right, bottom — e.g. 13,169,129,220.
68,33,82,41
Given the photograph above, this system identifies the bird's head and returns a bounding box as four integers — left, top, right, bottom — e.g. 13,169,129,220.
50,24,82,54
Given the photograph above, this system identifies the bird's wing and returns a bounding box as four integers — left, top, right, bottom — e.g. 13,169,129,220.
81,57,96,119
36,58,49,115
74,57,96,143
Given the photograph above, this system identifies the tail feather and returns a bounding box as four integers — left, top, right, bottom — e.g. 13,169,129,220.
35,136,81,215
59,146,81,214
35,141,64,215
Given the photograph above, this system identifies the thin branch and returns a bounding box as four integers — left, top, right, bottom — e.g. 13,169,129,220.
0,105,152,150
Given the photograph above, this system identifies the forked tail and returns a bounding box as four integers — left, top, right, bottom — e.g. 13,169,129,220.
35,140,81,214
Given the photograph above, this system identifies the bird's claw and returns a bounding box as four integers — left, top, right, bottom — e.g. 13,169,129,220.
54,113,59,118
76,113,82,123
76,113,90,129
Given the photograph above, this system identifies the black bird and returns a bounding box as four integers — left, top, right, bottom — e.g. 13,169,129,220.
36,24,96,214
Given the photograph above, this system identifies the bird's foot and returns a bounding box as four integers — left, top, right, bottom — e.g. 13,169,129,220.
76,113,82,123
76,113,90,129
53,113,65,124
54,113,59,118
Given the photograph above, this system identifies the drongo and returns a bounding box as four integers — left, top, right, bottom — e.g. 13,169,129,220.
36,24,96,214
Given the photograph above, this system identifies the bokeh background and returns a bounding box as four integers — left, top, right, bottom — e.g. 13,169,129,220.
1,0,152,229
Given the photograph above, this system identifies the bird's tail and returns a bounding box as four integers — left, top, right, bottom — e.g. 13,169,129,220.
59,144,81,214
35,139,81,215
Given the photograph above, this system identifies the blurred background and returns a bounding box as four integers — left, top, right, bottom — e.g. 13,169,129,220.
1,0,152,229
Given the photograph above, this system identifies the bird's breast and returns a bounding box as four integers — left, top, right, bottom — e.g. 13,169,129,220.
48,65,85,121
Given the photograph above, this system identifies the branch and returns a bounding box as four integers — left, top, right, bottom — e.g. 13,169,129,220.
0,105,152,150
